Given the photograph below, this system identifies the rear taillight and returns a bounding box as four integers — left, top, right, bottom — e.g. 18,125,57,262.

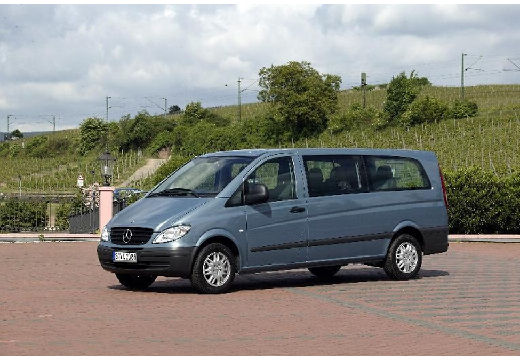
439,165,448,209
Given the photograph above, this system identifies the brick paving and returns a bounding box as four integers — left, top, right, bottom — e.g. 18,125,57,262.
0,242,519,355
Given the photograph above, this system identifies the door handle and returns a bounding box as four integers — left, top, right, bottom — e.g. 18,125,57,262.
290,206,306,213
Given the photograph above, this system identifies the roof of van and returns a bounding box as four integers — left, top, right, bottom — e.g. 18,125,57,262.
201,148,435,158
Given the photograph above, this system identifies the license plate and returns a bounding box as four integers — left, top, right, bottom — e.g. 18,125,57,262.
113,251,137,263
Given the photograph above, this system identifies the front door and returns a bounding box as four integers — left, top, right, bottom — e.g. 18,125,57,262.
245,156,308,267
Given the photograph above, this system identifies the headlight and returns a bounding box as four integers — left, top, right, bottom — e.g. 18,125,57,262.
153,225,191,244
100,226,109,242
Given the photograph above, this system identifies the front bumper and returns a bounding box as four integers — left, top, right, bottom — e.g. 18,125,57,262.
97,243,196,278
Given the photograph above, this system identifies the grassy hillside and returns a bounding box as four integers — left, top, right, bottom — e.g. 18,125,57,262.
205,84,520,175
0,129,146,194
1,84,519,195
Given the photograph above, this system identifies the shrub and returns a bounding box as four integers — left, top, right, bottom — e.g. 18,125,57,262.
400,96,448,126
0,199,47,232
444,167,520,234
329,104,378,133
147,130,174,154
182,102,230,127
449,99,479,119
79,117,108,154
383,72,420,121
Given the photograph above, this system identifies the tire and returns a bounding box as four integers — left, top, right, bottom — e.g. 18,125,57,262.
190,243,236,294
116,274,156,290
384,234,422,280
308,265,341,279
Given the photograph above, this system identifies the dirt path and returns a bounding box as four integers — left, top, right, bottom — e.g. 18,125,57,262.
119,158,168,187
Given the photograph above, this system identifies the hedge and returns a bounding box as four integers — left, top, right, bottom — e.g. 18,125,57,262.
444,167,520,234
2,166,519,234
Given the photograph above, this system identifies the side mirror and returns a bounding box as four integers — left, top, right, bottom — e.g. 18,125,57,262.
244,183,269,205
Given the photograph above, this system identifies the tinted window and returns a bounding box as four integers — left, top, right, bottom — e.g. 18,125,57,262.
303,155,367,197
365,156,431,191
246,157,296,202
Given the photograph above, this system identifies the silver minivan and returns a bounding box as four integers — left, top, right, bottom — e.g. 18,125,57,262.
97,148,449,294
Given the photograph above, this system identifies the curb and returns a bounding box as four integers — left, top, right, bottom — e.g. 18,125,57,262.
448,234,520,243
0,233,99,243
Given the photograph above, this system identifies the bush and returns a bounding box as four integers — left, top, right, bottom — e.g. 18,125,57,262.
400,96,448,126
383,72,420,121
182,102,230,127
449,99,479,119
147,130,174,154
0,199,47,232
445,167,520,234
329,104,378,133
79,117,108,155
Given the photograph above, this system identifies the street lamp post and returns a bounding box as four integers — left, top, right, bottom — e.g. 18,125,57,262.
98,150,116,186
97,150,116,234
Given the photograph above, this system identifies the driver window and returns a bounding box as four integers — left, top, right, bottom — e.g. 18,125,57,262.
246,157,296,203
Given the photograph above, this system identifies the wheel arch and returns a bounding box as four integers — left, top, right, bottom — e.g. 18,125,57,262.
391,222,424,252
194,230,242,271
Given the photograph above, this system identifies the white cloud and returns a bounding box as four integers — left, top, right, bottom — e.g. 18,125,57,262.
1,4,520,132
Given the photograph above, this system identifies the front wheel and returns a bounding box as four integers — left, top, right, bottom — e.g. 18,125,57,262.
384,234,422,280
190,243,236,294
116,274,156,290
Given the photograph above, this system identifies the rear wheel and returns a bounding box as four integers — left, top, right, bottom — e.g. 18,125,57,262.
190,243,236,294
308,265,341,279
116,274,156,290
384,234,422,280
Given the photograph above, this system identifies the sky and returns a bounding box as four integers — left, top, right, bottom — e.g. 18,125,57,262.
1,4,520,132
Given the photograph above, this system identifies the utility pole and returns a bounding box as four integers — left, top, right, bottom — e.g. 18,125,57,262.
52,115,56,132
361,72,367,108
163,97,167,117
6,114,13,134
461,53,467,100
237,77,242,122
106,96,111,122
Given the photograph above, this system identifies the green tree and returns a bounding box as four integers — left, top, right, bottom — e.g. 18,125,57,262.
79,117,108,154
384,72,418,121
10,129,23,138
384,71,430,122
258,61,341,139
181,102,229,127
168,105,181,114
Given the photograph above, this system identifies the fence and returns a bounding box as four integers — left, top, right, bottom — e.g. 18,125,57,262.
0,194,133,234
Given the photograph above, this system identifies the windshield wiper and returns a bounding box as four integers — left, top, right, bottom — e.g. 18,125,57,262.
148,188,199,198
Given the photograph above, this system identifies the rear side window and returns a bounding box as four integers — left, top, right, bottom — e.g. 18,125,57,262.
303,155,368,197
365,156,431,191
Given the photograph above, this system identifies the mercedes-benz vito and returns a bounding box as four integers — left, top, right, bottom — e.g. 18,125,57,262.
97,148,449,294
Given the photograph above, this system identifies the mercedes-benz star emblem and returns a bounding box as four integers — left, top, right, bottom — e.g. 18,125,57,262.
123,229,133,244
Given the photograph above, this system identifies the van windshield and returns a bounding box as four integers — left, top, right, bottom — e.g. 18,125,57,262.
148,156,255,198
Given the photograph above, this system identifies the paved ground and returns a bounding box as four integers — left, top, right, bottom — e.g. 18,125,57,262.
1,242,519,355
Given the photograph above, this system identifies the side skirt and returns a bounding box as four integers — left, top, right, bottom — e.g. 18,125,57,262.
239,255,385,275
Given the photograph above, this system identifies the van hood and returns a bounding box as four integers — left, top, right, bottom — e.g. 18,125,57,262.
108,196,209,232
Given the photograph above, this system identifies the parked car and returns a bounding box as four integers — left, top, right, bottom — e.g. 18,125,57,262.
98,148,449,294
113,187,145,201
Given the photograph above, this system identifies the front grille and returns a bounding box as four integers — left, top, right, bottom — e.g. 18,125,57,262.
110,227,154,245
